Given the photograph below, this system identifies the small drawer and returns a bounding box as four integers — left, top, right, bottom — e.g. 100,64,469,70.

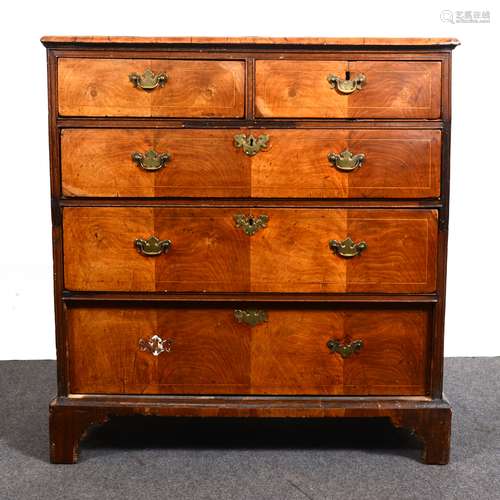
256,60,442,118
63,207,437,293
67,304,431,396
57,58,245,117
61,128,441,199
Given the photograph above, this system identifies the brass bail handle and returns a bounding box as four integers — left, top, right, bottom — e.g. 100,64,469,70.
134,236,172,256
327,72,366,94
129,68,168,90
329,237,367,258
132,149,171,171
328,150,365,172
327,338,364,358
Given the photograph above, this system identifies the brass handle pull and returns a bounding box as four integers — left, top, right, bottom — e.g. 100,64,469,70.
234,134,269,156
327,338,363,358
234,309,268,326
135,236,172,256
329,237,367,258
132,149,171,171
129,69,168,90
234,214,269,236
328,150,365,172
327,73,366,94
139,334,173,356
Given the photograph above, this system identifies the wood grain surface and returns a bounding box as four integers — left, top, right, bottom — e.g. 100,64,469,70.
67,304,430,395
44,37,456,466
61,128,441,198
58,58,245,117
256,60,442,118
63,207,437,293
41,36,460,47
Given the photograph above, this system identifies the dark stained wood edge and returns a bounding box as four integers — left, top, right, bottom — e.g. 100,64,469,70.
59,199,443,208
49,395,451,464
245,57,255,120
61,292,439,303
47,49,69,396
56,118,446,128
41,37,460,54
49,49,453,60
62,290,438,307
54,394,450,407
430,53,452,398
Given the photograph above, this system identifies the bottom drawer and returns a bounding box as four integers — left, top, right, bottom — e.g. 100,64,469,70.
67,304,431,396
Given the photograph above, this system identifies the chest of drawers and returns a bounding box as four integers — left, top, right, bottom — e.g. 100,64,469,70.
42,36,458,464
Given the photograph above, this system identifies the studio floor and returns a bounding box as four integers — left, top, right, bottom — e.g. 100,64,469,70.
0,358,498,500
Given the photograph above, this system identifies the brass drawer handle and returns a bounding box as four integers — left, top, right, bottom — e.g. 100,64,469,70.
139,334,173,356
328,150,365,172
135,236,172,256
327,73,366,94
234,214,269,236
329,237,367,258
132,149,171,171
327,338,363,358
234,309,268,326
129,69,168,90
234,134,269,156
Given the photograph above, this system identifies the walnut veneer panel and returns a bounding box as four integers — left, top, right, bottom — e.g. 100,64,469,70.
63,207,250,292
58,58,245,117
68,305,430,395
61,129,441,199
61,129,250,197
256,60,442,118
63,208,437,293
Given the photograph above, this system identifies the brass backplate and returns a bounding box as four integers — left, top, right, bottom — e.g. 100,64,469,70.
329,237,367,258
326,73,366,94
234,214,269,236
234,309,268,326
132,149,171,171
135,236,172,256
327,339,364,358
234,134,269,156
129,69,168,90
327,150,365,172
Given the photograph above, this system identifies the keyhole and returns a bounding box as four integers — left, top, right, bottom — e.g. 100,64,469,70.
248,137,255,146
345,71,351,81
248,217,254,226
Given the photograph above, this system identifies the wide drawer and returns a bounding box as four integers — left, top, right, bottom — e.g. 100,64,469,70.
63,207,437,293
61,128,441,199
57,58,245,117
256,60,442,118
67,304,431,395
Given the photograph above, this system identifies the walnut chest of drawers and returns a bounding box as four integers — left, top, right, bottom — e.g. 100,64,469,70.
41,36,459,464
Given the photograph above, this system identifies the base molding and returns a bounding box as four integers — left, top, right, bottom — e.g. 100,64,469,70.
49,395,451,464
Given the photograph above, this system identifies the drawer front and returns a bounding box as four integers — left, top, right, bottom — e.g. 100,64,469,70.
58,58,245,117
67,305,431,395
63,208,437,293
256,60,441,118
61,129,441,199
